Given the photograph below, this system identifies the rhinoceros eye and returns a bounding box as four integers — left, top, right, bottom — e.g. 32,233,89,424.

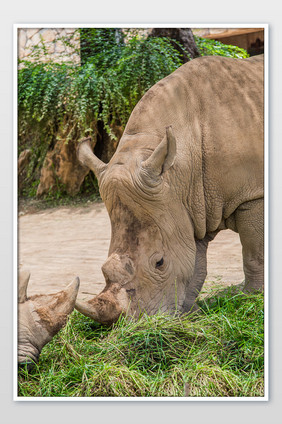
156,258,164,268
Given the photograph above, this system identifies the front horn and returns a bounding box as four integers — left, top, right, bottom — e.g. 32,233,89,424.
77,137,107,182
75,288,127,326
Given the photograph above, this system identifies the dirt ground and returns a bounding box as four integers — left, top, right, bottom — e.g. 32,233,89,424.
18,202,244,302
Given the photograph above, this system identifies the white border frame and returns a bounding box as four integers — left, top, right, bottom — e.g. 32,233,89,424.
13,23,269,401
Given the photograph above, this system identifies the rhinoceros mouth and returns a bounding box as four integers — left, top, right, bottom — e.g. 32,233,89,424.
18,359,37,372
18,349,40,369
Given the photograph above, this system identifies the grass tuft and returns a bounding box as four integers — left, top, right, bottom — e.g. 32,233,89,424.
18,288,264,398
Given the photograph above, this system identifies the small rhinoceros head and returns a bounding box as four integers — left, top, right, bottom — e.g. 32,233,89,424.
18,270,80,368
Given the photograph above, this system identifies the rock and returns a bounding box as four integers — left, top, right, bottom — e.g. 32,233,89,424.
31,31,42,46
18,28,80,65
59,29,66,38
18,46,26,59
47,43,55,54
18,30,27,50
65,28,76,34
25,38,33,49
55,40,66,54
41,28,57,43
26,28,39,39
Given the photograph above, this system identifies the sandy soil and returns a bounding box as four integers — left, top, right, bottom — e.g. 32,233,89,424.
18,202,244,302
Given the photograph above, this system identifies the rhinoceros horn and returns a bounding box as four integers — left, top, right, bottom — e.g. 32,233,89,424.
141,125,177,178
75,283,128,326
18,269,31,303
40,276,81,325
77,137,107,182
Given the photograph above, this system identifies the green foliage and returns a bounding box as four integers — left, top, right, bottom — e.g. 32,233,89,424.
194,35,249,58
80,28,125,68
18,29,249,201
18,30,183,141
18,289,264,398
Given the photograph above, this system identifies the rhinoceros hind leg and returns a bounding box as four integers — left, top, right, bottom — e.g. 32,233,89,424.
235,198,264,292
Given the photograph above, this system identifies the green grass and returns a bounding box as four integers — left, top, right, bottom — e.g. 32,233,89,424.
18,289,264,398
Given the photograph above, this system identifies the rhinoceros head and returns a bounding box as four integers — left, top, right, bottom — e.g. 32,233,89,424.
18,270,80,367
76,127,196,324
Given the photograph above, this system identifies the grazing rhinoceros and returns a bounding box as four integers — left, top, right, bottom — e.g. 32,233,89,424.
18,269,80,367
76,55,264,325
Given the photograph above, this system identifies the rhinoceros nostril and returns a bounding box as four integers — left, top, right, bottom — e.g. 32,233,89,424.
125,262,134,275
126,288,136,296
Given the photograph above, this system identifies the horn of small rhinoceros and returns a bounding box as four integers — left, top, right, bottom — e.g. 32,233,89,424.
18,269,31,303
40,276,81,323
76,136,107,182
141,125,177,178
18,273,80,367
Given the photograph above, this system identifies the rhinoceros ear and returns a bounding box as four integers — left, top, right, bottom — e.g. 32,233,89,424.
18,270,31,303
141,126,177,179
77,137,107,182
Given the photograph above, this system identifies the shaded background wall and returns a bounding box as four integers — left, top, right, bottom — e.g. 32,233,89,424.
18,27,264,64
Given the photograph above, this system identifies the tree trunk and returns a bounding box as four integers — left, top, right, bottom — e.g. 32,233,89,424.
36,137,95,197
18,149,31,192
35,123,123,197
150,28,200,62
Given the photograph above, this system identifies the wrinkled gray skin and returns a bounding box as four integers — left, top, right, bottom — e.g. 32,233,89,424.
76,55,264,325
18,270,80,367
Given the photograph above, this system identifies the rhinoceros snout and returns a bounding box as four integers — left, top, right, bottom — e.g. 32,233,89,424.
18,362,33,372
75,254,135,324
18,343,40,369
18,358,38,372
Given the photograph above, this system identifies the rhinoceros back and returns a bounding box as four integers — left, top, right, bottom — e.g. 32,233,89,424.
122,55,264,233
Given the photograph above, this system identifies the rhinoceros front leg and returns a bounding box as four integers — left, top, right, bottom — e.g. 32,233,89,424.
182,232,219,312
235,198,264,292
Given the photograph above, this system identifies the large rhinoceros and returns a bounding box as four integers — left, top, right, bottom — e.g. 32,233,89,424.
18,269,80,367
76,55,264,325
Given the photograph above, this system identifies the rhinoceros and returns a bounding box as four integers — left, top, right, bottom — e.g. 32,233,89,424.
18,269,80,367
75,55,264,325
